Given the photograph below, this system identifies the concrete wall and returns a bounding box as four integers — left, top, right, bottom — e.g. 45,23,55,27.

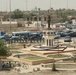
1,21,17,24
20,58,53,65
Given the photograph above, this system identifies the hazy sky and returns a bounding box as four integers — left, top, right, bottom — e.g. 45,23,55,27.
0,0,76,11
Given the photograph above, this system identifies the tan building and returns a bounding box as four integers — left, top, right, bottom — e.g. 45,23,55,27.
25,10,62,24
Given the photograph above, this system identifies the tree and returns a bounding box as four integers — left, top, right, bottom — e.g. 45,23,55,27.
0,40,10,56
60,13,69,22
52,62,57,71
11,9,24,19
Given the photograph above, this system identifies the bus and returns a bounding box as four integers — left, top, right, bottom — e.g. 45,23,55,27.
12,31,43,39
12,31,31,36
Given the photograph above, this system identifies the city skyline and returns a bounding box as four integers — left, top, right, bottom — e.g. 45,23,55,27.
0,0,76,11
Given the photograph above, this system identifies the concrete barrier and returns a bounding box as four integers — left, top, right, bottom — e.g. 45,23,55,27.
20,58,54,65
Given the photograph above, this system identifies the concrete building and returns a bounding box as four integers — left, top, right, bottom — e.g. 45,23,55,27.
25,10,62,24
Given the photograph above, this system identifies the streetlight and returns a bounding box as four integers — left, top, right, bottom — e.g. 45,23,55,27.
50,0,51,9
67,0,69,9
6,0,8,12
25,0,28,12
9,0,11,31
35,6,39,30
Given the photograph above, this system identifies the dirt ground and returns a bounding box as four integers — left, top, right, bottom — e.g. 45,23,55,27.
0,70,76,75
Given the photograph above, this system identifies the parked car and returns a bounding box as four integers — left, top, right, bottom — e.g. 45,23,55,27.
56,30,76,37
54,35,61,39
64,36,71,42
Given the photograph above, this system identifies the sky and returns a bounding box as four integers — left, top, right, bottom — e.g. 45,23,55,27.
0,0,76,11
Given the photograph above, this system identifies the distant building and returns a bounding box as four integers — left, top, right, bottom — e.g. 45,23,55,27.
0,19,25,32
72,19,76,25
25,10,62,23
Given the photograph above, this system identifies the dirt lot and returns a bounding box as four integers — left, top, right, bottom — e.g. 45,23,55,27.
0,70,76,75
25,70,76,75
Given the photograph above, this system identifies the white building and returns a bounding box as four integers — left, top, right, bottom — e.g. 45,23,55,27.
72,19,76,25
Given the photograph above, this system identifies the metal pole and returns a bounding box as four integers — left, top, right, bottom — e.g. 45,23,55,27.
50,0,51,9
67,0,68,9
25,0,28,12
57,38,59,56
35,6,38,30
9,0,11,31
6,0,8,12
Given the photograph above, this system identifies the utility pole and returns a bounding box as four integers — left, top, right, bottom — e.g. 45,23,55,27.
6,0,8,12
35,6,39,30
67,0,69,10
9,0,11,31
25,0,28,12
50,0,51,9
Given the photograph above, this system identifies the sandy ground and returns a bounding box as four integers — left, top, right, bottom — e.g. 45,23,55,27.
0,70,76,75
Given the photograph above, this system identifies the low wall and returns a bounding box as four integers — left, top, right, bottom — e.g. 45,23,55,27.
0,56,7,59
20,58,54,65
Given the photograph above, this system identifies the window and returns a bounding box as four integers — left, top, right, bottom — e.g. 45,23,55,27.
43,32,46,34
47,39,48,46
51,32,53,34
49,39,51,46
39,17,41,21
54,32,55,34
47,32,50,34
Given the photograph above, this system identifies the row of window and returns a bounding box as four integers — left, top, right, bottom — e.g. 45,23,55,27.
43,32,55,35
26,17,47,21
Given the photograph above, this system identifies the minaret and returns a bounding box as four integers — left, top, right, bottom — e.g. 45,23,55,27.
43,15,56,47
47,15,51,30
